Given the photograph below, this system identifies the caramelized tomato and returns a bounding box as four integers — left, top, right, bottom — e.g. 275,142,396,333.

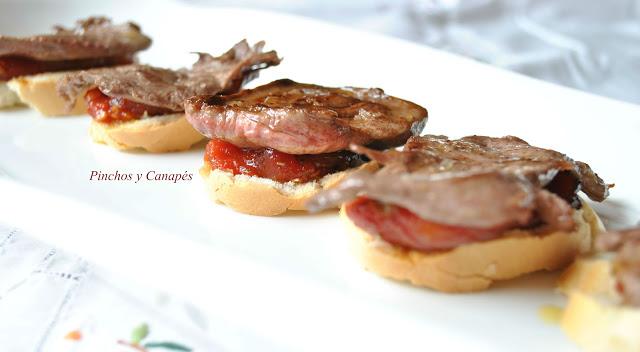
205,138,365,183
345,197,507,252
84,88,174,123
0,55,132,81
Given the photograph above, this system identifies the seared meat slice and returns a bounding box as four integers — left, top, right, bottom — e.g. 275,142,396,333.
184,79,428,154
308,135,609,231
0,17,151,61
358,135,608,202
597,228,640,307
318,169,538,229
57,40,280,111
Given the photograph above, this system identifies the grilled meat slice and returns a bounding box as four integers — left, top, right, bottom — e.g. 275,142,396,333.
57,40,280,111
184,79,428,154
0,17,150,61
308,135,609,231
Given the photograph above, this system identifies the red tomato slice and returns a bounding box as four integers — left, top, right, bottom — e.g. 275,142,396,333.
345,197,506,252
84,88,173,123
204,138,363,183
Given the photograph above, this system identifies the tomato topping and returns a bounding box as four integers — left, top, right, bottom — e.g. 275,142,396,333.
0,55,132,81
205,138,365,183
84,88,175,123
345,197,507,252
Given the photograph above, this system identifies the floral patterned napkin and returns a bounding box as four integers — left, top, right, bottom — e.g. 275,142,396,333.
0,224,221,352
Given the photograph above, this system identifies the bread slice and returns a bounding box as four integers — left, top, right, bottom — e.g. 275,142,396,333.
341,199,603,292
89,114,205,153
200,162,378,216
559,257,640,352
558,256,616,297
0,81,22,108
7,71,86,116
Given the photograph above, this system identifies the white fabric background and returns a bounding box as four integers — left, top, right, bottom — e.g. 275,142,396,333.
2,1,638,351
197,0,640,104
0,224,222,352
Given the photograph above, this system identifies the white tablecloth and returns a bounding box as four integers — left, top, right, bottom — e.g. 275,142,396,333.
0,224,220,351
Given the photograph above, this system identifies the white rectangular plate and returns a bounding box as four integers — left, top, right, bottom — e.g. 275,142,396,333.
2,1,639,350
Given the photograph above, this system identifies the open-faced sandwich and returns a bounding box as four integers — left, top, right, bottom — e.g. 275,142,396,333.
307,135,610,292
184,79,428,216
56,40,280,153
559,227,640,352
0,17,151,114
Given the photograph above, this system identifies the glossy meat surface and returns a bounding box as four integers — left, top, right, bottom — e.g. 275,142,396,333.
185,79,428,154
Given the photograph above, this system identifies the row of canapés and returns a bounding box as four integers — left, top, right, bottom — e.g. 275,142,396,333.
1,17,638,352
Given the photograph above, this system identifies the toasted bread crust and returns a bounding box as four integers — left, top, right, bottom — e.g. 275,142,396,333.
558,257,616,296
89,114,205,153
200,162,378,216
559,257,640,352
0,82,22,108
342,199,603,292
7,72,86,116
